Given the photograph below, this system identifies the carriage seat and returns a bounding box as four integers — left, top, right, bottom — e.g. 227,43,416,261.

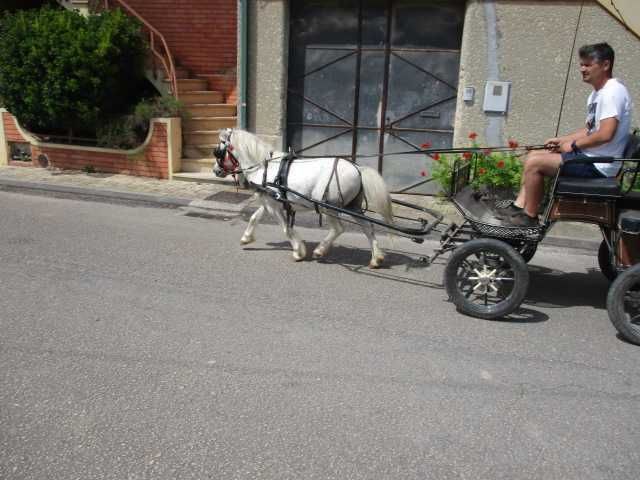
555,175,621,197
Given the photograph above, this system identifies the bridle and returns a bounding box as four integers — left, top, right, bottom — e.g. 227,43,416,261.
212,130,241,176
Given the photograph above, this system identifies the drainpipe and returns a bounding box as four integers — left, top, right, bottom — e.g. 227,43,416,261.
238,0,248,129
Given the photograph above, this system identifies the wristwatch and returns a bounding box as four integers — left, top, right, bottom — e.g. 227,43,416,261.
571,140,579,153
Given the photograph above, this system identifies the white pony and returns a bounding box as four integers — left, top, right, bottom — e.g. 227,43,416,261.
213,129,394,268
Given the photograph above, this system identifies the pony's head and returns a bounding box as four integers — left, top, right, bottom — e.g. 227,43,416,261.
212,129,277,177
212,128,239,177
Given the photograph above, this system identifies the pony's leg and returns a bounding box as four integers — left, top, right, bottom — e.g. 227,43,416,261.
264,199,307,261
241,204,265,245
313,214,344,258
355,219,385,269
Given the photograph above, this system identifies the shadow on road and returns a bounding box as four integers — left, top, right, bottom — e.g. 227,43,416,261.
524,265,608,310
254,241,446,289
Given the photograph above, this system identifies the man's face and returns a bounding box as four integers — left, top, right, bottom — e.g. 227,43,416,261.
579,56,610,86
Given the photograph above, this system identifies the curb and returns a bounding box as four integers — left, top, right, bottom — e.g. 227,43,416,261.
0,178,192,208
0,177,601,252
539,235,599,252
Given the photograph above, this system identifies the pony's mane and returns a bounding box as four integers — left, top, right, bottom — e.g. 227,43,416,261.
231,129,285,167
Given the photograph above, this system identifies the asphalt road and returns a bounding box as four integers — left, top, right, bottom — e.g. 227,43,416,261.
1,190,639,480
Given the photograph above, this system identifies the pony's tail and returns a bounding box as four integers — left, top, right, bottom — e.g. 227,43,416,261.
358,166,394,227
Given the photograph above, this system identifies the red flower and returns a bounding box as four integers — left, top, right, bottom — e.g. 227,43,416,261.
468,132,478,140
483,149,492,156
420,170,428,177
508,139,519,148
421,142,432,149
462,151,472,160
478,167,487,175
432,153,440,161
497,160,505,169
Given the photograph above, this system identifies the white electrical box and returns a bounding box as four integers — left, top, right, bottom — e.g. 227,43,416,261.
463,86,475,103
483,81,511,114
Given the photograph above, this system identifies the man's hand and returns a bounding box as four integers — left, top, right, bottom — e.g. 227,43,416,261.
544,137,561,151
559,140,574,153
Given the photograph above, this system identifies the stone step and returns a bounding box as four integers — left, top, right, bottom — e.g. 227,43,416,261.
166,78,209,93
184,117,236,131
179,91,224,105
184,130,221,145
182,144,218,159
173,171,237,185
185,104,237,117
179,158,216,173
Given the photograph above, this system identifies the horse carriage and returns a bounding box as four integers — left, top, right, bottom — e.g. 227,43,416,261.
212,128,640,346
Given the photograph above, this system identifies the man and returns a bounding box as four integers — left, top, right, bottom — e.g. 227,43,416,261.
503,42,633,226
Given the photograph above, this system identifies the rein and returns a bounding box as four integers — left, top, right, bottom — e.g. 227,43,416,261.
213,128,549,177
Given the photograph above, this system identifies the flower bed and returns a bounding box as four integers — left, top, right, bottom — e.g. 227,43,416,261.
425,132,523,197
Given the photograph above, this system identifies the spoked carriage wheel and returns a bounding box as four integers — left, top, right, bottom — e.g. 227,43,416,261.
606,264,640,345
444,238,530,319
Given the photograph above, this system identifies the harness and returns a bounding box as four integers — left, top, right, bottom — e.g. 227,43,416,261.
213,129,367,228
273,151,296,227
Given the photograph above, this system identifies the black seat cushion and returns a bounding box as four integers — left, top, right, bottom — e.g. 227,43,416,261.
619,191,640,210
619,209,640,233
556,176,621,197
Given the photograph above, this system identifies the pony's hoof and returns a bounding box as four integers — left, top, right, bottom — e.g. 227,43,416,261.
293,245,307,261
313,246,326,258
369,259,382,269
240,235,255,245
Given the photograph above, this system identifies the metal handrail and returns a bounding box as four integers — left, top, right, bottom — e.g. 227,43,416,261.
103,0,178,99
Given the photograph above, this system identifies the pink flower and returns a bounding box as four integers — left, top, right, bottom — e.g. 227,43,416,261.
468,132,478,140
508,139,519,149
497,160,505,169
462,151,472,160
478,167,487,175
432,153,440,161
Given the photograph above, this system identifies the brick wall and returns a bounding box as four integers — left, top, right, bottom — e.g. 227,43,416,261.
123,0,237,100
2,112,172,179
3,111,24,142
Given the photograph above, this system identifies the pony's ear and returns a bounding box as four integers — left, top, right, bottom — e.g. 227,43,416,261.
219,128,232,142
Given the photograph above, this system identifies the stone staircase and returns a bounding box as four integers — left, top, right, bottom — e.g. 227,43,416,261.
167,69,237,183
57,0,238,183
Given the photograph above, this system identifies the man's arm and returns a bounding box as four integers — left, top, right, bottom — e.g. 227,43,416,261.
545,128,588,149
558,118,618,153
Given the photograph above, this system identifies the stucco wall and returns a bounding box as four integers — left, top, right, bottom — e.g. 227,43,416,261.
248,0,639,153
455,0,640,148
246,0,289,149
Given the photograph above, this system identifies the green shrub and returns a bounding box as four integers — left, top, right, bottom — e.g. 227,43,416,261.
96,96,187,149
426,133,523,195
133,95,188,126
96,115,138,149
0,6,146,136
